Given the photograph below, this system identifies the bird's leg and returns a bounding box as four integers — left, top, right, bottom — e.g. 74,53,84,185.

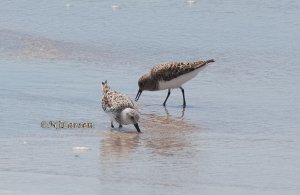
180,87,186,107
118,124,123,128
163,89,171,106
164,106,170,117
181,107,186,118
111,121,114,128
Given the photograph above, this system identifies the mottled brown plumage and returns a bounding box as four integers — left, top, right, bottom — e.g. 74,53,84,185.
151,60,210,82
135,59,215,107
101,81,141,132
101,88,135,114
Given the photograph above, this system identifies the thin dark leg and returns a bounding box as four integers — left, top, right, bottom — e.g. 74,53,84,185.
163,89,171,106
181,107,186,118
111,121,114,128
119,124,123,128
164,106,170,117
180,87,186,107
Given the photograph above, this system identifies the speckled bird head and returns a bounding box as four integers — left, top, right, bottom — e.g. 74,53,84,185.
121,108,140,125
135,73,157,101
138,72,156,91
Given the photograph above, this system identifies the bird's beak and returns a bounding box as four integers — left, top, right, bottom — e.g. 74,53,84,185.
134,123,141,133
135,89,142,101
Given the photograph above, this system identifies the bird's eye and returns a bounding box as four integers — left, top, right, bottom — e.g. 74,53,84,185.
131,116,134,119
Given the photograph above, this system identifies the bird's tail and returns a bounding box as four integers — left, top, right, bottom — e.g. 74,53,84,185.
101,80,111,94
206,59,215,64
194,59,215,69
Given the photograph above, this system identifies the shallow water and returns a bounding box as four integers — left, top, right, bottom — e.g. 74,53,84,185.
1,0,300,194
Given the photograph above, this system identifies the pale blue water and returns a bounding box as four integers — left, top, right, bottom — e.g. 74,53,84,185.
0,0,300,194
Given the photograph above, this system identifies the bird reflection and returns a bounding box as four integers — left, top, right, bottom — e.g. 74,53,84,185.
139,110,195,157
98,112,199,187
164,106,186,118
100,107,196,159
100,130,140,160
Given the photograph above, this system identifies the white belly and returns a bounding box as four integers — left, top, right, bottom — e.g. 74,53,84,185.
106,111,118,122
158,68,202,90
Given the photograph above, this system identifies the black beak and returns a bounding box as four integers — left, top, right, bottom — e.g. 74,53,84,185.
135,89,142,102
134,123,141,133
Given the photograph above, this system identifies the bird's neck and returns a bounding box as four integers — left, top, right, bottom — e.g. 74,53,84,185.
102,86,111,94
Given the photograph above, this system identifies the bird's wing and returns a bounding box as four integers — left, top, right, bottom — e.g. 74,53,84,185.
103,91,135,113
151,61,208,81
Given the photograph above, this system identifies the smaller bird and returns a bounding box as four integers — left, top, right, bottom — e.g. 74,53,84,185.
101,80,141,133
135,59,215,107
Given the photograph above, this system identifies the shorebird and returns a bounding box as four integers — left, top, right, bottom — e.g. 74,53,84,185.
135,59,215,107
101,80,141,133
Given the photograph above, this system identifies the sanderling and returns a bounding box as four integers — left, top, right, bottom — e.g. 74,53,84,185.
135,59,215,107
101,80,141,133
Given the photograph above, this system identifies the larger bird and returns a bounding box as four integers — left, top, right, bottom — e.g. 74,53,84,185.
135,59,215,107
101,80,141,133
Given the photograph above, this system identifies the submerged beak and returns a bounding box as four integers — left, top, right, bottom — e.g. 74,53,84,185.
134,123,141,133
135,89,142,101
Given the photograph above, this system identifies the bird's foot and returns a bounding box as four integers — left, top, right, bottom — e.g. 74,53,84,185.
111,121,114,128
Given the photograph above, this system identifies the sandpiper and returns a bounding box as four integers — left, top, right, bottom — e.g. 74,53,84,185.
101,80,141,133
135,59,215,107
